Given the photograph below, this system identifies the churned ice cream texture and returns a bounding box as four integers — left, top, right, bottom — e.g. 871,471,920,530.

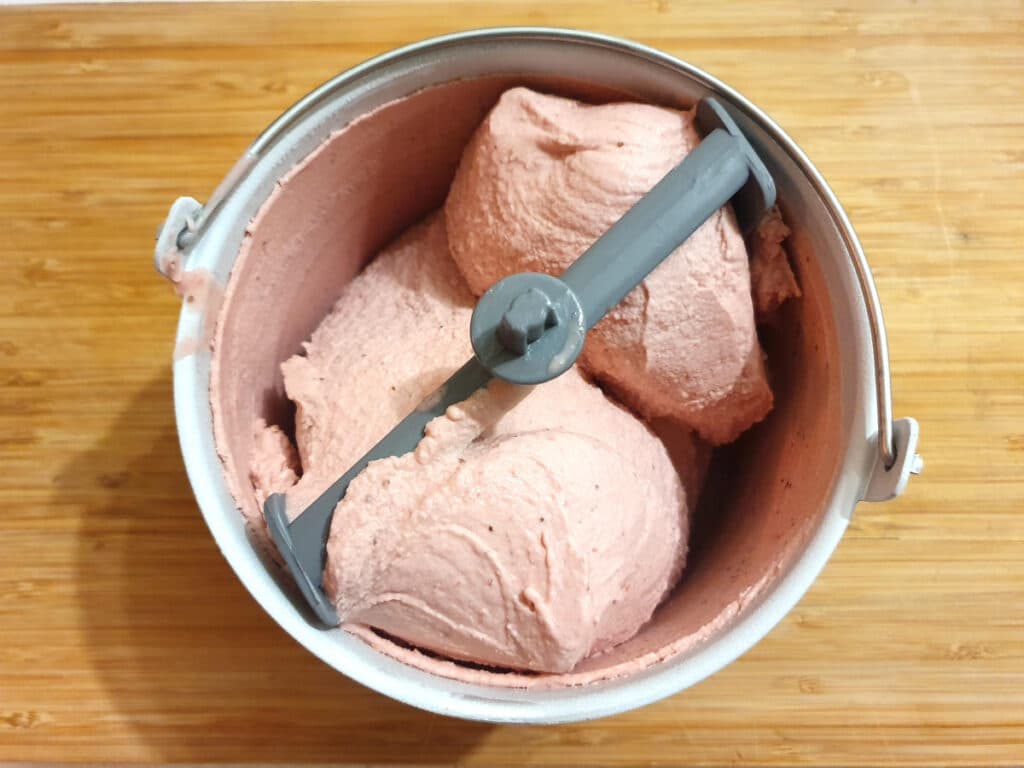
447,88,797,444
248,87,798,674
252,215,688,673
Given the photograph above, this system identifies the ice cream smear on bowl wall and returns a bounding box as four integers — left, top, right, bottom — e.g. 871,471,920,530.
247,87,800,675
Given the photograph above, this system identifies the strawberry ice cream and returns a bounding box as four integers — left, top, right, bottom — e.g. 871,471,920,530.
245,87,798,674
446,88,797,444
251,214,691,673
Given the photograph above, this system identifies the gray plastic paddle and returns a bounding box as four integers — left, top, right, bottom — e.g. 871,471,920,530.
263,97,775,625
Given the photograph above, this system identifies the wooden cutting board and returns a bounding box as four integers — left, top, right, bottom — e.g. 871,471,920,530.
0,1,1021,764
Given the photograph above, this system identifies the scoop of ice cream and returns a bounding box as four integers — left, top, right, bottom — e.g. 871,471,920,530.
445,87,774,444
251,212,691,673
324,372,686,673
256,213,475,518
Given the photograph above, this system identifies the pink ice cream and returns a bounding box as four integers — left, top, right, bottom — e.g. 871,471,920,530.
246,86,799,675
446,88,797,444
249,215,474,520
251,214,690,673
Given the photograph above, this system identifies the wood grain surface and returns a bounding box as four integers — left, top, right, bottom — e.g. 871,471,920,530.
1,1,1022,764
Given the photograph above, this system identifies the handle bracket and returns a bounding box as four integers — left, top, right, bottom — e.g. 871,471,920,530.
863,417,921,502
154,196,203,279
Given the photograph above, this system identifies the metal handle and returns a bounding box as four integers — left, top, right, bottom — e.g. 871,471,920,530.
857,255,896,468
830,197,899,471
840,210,922,500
